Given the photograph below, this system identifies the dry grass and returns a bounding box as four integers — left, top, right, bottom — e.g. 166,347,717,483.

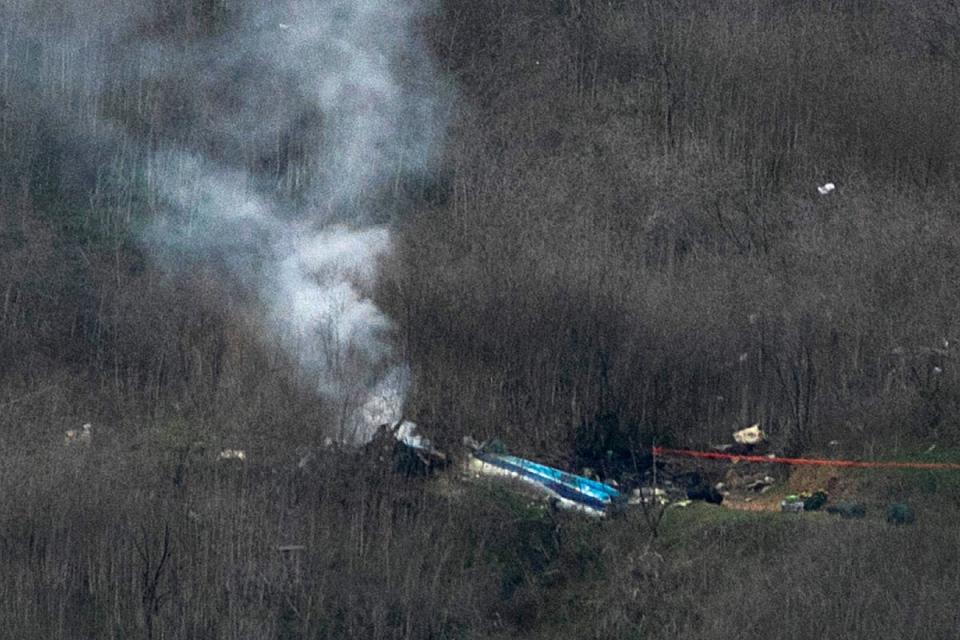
3,1,960,637
3,445,957,639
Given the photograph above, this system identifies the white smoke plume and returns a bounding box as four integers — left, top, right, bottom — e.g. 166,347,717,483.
4,0,446,442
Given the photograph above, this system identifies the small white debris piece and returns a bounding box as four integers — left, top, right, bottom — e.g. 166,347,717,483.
781,500,805,513
733,423,765,445
395,420,430,450
218,449,247,461
277,544,306,553
817,182,836,195
297,450,315,470
738,352,749,363
933,366,943,375
64,423,92,446
629,487,668,506
828,440,840,447
745,475,776,492
278,23,291,30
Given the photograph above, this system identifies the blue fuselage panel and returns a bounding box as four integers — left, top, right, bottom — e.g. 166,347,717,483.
474,452,621,512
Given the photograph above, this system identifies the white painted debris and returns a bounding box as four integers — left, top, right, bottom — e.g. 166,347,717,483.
733,423,765,445
218,449,247,461
781,500,804,513
395,420,429,450
933,366,943,375
64,423,92,446
393,420,446,459
629,487,668,506
745,475,776,492
817,182,835,195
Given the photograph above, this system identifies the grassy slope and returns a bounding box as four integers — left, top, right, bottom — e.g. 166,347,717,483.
4,1,960,638
3,440,958,639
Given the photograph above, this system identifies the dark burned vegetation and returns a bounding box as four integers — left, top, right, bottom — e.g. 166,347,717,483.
3,1,960,638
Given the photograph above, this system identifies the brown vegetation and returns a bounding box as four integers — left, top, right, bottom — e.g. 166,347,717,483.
3,0,960,638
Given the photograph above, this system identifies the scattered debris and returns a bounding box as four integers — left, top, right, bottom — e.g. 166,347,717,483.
886,502,915,525
64,423,92,446
779,490,829,513
802,490,828,511
394,420,443,457
682,472,724,505
826,501,866,519
733,423,765,446
392,421,448,473
780,495,805,513
629,487,668,506
218,449,247,461
365,421,448,475
744,475,776,493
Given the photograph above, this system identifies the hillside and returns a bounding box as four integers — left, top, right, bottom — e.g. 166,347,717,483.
2,1,960,638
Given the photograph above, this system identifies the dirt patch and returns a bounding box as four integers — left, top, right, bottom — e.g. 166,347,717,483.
786,466,862,501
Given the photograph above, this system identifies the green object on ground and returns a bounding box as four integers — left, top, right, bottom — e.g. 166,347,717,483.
886,502,915,525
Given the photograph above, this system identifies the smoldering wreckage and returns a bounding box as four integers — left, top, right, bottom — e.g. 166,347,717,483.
64,420,896,521
344,421,781,517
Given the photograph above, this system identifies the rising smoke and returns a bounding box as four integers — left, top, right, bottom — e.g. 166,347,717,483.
3,0,446,441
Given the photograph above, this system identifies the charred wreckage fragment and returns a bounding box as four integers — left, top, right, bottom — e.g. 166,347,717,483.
363,422,728,517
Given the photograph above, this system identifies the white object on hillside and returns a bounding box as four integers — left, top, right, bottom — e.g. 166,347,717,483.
733,423,765,445
64,423,92,446
817,182,835,195
218,449,247,461
394,420,429,450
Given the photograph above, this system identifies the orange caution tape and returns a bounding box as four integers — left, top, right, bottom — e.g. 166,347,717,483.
651,446,960,470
